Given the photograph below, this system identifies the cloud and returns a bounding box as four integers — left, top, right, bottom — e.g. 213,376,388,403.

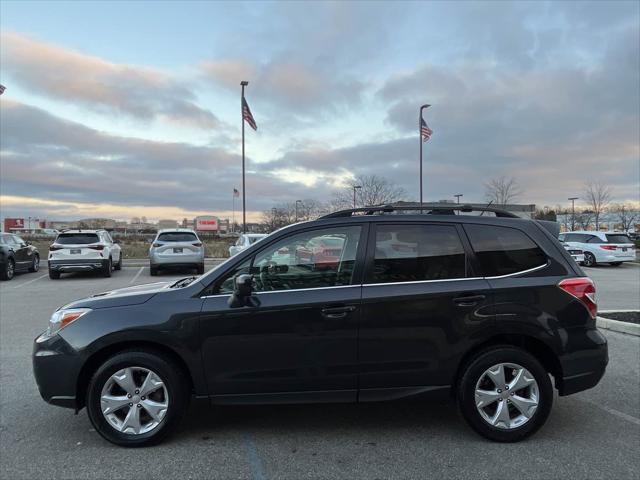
0,32,221,129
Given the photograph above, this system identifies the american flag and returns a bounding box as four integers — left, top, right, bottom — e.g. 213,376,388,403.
0,84,5,96
242,97,257,131
421,117,433,142
233,188,240,198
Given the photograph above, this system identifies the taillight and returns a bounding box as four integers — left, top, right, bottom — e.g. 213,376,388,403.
600,245,616,250
558,277,597,319
49,244,62,251
192,242,202,247
88,245,104,250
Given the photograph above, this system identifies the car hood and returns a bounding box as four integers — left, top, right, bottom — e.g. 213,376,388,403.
61,281,172,310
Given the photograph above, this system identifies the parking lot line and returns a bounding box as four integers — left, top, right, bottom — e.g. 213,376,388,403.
129,266,145,284
585,401,640,426
244,433,266,480
12,273,48,289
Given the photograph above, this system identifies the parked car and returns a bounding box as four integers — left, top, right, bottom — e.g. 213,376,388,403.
561,242,584,265
229,233,267,257
48,230,122,279
558,231,635,267
149,229,205,276
0,233,40,280
294,235,345,269
33,204,607,446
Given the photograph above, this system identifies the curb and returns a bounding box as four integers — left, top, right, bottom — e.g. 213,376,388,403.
596,316,640,336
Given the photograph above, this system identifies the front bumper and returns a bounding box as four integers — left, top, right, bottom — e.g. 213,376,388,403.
49,259,109,272
32,333,81,409
557,328,608,396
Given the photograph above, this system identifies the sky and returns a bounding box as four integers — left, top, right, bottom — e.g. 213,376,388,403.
0,0,639,223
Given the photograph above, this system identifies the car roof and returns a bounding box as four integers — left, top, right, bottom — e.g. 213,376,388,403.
244,233,268,237
566,231,623,236
157,228,197,234
58,229,104,234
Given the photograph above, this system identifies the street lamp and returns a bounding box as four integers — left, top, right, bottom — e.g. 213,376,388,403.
568,197,579,231
454,194,463,204
353,185,362,209
295,200,303,221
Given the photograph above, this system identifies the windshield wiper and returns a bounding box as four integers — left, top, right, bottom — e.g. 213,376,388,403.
169,276,198,288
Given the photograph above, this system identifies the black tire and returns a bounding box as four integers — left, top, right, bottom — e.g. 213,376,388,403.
196,263,205,275
114,255,122,270
609,262,622,267
1,258,15,280
103,258,113,277
150,265,159,276
49,269,60,279
457,346,553,443
29,254,40,272
86,349,189,447
583,252,597,267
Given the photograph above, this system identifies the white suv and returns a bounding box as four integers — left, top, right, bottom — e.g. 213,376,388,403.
48,230,122,279
149,229,205,276
558,231,635,267
229,234,267,257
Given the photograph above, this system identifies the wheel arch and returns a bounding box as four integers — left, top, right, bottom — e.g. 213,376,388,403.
452,334,563,396
76,340,195,411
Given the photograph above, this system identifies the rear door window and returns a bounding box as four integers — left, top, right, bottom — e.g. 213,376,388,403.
157,232,198,242
368,224,466,284
56,233,100,244
464,224,547,277
606,234,632,244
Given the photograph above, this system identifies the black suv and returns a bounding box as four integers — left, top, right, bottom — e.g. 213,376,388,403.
32,205,608,447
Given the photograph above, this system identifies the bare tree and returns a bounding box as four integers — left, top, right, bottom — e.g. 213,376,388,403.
576,210,595,230
609,203,639,232
332,175,406,211
484,176,522,206
583,181,612,230
260,199,328,232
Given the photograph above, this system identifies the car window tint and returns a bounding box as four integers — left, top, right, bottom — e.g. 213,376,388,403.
586,235,602,243
465,224,547,276
248,236,263,245
606,234,631,244
250,226,361,291
215,259,253,294
56,233,100,244
157,232,198,242
369,224,466,284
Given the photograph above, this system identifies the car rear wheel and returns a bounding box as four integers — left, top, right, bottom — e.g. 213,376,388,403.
150,265,159,276
1,259,15,280
196,263,205,275
103,258,113,277
457,346,552,442
114,255,122,270
29,254,40,272
583,252,597,267
86,350,189,447
49,269,60,279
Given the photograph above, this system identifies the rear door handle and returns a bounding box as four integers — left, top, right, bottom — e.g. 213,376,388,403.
453,295,486,307
321,305,357,319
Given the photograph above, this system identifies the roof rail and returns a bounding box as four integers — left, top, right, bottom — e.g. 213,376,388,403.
320,203,520,219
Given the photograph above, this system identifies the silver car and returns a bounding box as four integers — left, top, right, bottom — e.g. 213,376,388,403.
229,233,267,257
149,229,204,276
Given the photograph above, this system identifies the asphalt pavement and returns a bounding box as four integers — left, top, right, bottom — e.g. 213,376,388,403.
582,262,640,310
0,265,638,479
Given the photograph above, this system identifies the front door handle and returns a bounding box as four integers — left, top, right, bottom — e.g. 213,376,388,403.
321,305,357,319
453,294,486,307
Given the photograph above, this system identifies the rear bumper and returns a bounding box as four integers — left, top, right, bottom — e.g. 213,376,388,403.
49,259,108,272
594,253,635,262
151,253,204,266
557,328,608,396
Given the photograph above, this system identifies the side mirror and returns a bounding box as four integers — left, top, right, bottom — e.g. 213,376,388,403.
228,274,260,308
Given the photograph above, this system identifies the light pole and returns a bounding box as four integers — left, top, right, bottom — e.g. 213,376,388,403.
454,194,463,204
353,185,362,209
295,200,303,222
568,197,579,231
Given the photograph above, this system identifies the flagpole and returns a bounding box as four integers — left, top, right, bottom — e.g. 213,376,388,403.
419,104,430,213
241,81,248,233
232,190,236,234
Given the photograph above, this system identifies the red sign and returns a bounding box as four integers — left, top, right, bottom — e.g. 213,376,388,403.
196,217,218,231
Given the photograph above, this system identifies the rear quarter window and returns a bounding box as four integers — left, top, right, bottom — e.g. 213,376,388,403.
464,224,547,277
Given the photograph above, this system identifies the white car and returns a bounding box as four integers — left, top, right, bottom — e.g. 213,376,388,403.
149,229,205,276
561,242,584,265
229,234,268,257
48,229,122,279
558,231,635,267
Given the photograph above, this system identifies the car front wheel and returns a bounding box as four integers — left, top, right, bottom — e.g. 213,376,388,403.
86,350,189,447
1,259,15,280
457,346,552,442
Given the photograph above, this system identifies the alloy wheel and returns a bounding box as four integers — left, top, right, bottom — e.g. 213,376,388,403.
33,256,39,271
100,366,169,435
6,261,14,279
474,363,539,430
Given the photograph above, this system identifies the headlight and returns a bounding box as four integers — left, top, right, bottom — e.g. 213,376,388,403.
46,308,91,337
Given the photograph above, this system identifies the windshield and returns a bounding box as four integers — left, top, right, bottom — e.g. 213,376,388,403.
606,234,632,244
248,236,264,245
56,233,100,244
157,232,198,242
